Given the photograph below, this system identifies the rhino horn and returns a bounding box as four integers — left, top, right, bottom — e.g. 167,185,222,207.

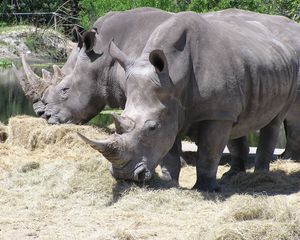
13,63,39,102
108,40,131,71
77,132,126,165
21,54,49,97
41,69,52,83
52,65,64,84
112,113,135,134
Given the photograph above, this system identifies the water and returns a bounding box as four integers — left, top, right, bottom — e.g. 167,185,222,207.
0,65,35,123
0,64,286,148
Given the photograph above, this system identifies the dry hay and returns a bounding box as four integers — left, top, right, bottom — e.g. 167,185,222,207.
0,116,299,240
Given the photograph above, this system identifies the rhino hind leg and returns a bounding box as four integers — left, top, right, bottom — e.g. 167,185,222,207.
281,118,300,161
192,120,233,192
254,116,283,171
222,136,249,179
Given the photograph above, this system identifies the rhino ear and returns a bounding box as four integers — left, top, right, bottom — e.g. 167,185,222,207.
82,30,97,53
72,26,84,48
108,40,131,71
149,49,169,74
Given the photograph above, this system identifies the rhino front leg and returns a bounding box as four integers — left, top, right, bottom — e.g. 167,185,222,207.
193,120,233,192
222,136,249,179
255,118,282,171
160,138,182,182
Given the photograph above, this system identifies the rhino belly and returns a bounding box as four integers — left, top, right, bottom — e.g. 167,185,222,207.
230,93,294,139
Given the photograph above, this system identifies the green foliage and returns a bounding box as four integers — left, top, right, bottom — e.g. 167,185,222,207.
0,0,80,32
188,0,300,21
79,0,180,29
89,109,123,126
0,21,8,27
1,0,299,29
24,30,68,62
79,0,300,29
0,59,13,68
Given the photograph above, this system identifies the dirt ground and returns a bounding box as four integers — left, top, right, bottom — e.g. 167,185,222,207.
0,116,299,240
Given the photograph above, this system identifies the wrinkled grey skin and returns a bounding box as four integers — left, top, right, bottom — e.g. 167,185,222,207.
283,93,300,160
80,11,299,191
203,9,300,177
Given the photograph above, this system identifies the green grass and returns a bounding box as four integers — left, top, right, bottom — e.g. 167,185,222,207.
89,109,123,126
0,40,10,47
0,25,33,34
0,59,13,68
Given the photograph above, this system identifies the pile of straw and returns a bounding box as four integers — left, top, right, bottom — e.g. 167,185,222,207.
0,116,299,239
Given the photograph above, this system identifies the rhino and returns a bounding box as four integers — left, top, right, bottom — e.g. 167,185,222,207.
16,8,300,180
79,11,299,191
21,8,172,125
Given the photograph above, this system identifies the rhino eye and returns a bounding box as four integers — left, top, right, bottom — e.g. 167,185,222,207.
144,120,159,133
60,87,70,100
149,125,156,131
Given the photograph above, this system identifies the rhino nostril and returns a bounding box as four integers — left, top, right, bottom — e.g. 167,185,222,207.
44,112,51,119
137,169,146,181
37,111,45,117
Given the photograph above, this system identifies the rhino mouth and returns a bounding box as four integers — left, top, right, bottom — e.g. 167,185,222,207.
133,162,152,182
47,116,74,125
109,161,152,182
32,101,46,117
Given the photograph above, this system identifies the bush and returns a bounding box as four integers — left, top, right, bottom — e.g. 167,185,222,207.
79,0,180,29
79,0,300,29
188,0,300,21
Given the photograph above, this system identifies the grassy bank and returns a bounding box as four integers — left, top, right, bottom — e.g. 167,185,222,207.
0,58,12,68
0,25,72,62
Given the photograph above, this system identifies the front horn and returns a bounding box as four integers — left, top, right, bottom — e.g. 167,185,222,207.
21,54,49,97
13,63,40,102
77,132,126,166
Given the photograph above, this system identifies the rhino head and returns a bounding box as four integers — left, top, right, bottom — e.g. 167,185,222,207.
14,27,83,119
15,28,112,124
79,41,180,181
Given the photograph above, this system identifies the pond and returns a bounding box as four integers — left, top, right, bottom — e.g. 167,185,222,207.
0,63,35,123
0,63,286,148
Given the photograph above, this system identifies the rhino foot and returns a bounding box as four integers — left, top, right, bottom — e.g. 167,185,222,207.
192,176,221,192
221,167,246,180
160,169,172,181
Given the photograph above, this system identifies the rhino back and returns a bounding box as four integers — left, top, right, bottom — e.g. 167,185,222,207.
142,11,299,137
95,8,172,58
204,9,300,56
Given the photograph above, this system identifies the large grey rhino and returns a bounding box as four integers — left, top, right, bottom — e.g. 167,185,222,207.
79,11,299,191
16,8,300,179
